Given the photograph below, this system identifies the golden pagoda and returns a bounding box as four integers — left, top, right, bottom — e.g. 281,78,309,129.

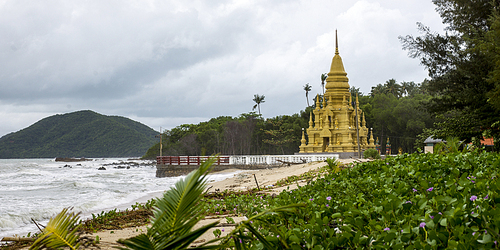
299,31,375,153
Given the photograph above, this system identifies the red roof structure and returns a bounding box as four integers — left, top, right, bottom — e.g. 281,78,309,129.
481,138,494,146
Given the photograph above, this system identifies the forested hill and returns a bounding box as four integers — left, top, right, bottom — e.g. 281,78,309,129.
0,110,158,158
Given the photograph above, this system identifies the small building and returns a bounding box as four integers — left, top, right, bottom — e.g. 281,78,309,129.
423,137,443,153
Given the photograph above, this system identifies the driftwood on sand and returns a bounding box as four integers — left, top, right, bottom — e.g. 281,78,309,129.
1,237,34,242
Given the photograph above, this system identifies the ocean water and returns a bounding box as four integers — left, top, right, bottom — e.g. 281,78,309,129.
0,158,236,239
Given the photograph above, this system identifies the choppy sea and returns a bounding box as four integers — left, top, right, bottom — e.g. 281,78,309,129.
0,158,235,239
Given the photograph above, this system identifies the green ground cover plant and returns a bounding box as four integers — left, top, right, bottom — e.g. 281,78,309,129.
238,151,500,249
13,151,500,249
205,151,500,249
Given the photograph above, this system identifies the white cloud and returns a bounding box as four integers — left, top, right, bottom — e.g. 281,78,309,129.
0,0,445,137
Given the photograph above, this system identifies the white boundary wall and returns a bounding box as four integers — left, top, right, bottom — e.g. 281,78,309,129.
228,154,339,165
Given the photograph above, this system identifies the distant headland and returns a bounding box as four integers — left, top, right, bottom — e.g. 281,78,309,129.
0,110,158,159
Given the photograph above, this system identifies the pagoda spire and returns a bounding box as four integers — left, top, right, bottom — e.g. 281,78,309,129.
335,29,339,55
325,30,349,102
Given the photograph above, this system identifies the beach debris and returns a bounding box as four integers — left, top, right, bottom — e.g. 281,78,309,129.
1,236,34,242
32,218,45,232
253,174,260,191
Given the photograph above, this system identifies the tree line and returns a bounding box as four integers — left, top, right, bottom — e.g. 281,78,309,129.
142,78,437,158
142,112,309,158
356,79,435,154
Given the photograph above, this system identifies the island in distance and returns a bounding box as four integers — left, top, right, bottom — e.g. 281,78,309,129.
0,110,158,158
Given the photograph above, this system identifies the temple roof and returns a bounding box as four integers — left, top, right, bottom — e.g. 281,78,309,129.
325,30,349,91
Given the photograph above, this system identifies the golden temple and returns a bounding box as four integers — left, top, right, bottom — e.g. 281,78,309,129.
299,31,375,153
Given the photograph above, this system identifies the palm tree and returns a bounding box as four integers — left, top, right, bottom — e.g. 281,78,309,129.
350,86,361,100
401,81,417,97
370,84,386,97
303,83,312,107
252,94,265,115
385,79,402,98
321,73,328,95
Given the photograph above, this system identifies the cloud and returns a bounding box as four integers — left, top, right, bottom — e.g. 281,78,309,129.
0,0,445,138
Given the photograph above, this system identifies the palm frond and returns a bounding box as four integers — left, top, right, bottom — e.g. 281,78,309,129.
219,204,305,248
119,157,218,250
30,208,81,250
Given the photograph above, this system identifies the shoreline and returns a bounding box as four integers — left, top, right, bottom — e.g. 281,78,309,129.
3,158,369,249
79,159,368,249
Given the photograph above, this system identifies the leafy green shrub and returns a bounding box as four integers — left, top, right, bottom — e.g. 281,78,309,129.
363,148,381,159
325,158,341,173
208,151,500,249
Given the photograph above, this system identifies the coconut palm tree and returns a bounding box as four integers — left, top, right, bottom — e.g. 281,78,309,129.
321,73,328,95
370,84,386,97
252,94,265,115
401,81,417,97
303,83,312,107
385,79,402,98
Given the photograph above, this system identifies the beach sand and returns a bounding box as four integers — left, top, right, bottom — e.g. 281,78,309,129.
10,158,369,249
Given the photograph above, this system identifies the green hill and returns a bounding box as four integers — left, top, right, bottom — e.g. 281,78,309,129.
0,110,158,158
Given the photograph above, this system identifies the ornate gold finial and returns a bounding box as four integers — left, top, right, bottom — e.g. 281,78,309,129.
369,128,375,145
309,112,313,128
299,128,307,152
301,128,306,144
335,29,339,55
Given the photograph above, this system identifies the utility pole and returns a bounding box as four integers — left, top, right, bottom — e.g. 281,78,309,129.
156,127,163,157
160,127,163,157
353,95,361,158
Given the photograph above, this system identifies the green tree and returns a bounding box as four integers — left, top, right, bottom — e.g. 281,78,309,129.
371,93,398,150
303,83,312,107
385,78,402,98
482,11,500,111
370,84,386,97
252,94,265,115
349,86,361,101
401,81,418,97
262,118,297,155
321,73,328,95
399,0,500,143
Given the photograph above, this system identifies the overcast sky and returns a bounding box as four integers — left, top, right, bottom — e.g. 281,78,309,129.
0,0,446,137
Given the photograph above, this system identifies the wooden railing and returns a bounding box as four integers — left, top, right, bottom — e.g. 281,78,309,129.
156,156,230,165
156,154,339,166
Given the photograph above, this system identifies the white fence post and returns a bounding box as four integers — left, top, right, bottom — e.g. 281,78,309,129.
216,154,339,166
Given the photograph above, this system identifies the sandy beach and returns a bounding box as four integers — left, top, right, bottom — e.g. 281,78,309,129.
81,158,371,249
8,158,368,249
